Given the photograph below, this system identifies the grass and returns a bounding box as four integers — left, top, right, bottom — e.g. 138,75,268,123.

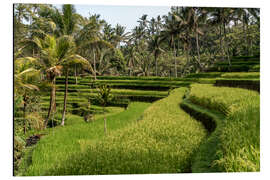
20,102,150,176
180,99,225,172
220,72,260,79
187,84,260,172
42,88,207,175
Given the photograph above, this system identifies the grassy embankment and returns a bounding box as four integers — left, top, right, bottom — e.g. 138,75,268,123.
184,84,260,172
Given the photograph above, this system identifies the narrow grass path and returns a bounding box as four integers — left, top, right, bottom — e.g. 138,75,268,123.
43,87,207,175
184,84,260,172
180,99,225,172
20,102,150,176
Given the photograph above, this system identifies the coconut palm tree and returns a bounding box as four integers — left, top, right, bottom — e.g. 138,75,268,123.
207,8,234,65
14,49,40,133
161,12,183,77
148,35,164,76
32,34,93,127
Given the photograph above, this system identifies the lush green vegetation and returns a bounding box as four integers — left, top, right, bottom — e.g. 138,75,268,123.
19,102,150,175
187,84,260,172
39,88,206,175
14,4,260,176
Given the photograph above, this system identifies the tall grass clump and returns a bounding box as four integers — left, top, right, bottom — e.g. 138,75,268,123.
188,84,260,172
44,88,207,175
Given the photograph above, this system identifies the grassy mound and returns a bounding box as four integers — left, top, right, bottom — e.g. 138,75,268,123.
21,102,151,176
43,88,207,175
187,84,260,172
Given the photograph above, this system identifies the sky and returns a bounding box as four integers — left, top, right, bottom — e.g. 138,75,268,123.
54,4,171,32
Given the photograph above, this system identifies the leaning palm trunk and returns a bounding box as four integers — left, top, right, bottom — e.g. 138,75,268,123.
44,77,56,128
61,69,69,126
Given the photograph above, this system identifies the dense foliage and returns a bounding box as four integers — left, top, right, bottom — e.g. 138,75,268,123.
13,4,260,175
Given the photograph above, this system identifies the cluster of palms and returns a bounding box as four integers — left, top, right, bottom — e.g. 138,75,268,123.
14,4,260,130
123,7,259,77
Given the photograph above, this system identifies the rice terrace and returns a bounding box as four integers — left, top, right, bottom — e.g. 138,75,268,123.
14,4,260,176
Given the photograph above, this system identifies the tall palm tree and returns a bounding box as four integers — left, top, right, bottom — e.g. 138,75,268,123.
32,34,93,127
161,12,183,77
148,35,164,76
207,8,234,65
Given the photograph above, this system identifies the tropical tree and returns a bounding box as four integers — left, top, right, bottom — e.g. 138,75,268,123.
161,12,183,77
14,49,40,133
32,34,92,127
207,8,234,65
148,35,164,76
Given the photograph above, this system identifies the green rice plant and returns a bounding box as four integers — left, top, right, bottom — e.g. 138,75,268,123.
220,72,260,79
43,88,207,175
249,65,260,72
184,72,223,78
188,84,260,172
21,102,151,176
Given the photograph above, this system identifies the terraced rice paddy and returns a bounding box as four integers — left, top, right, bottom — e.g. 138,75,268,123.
17,70,260,175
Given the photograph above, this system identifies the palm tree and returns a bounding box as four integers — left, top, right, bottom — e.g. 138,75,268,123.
207,8,234,65
161,12,182,77
148,35,164,76
14,49,40,133
125,44,137,76
32,34,93,128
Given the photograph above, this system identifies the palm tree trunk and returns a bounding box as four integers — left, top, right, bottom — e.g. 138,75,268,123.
173,38,177,78
75,64,77,84
155,54,158,76
93,50,96,81
196,32,202,71
45,77,56,128
220,25,224,61
23,93,27,134
223,22,231,66
61,69,68,126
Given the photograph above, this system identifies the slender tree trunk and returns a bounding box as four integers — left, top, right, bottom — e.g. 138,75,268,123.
23,93,27,134
243,17,248,56
45,77,56,128
173,38,177,78
93,50,96,81
223,22,231,66
196,32,202,71
155,54,158,76
220,25,224,61
75,64,77,84
61,69,69,126
246,23,249,56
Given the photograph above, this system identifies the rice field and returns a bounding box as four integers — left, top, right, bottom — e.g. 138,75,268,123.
26,88,207,175
187,84,260,172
